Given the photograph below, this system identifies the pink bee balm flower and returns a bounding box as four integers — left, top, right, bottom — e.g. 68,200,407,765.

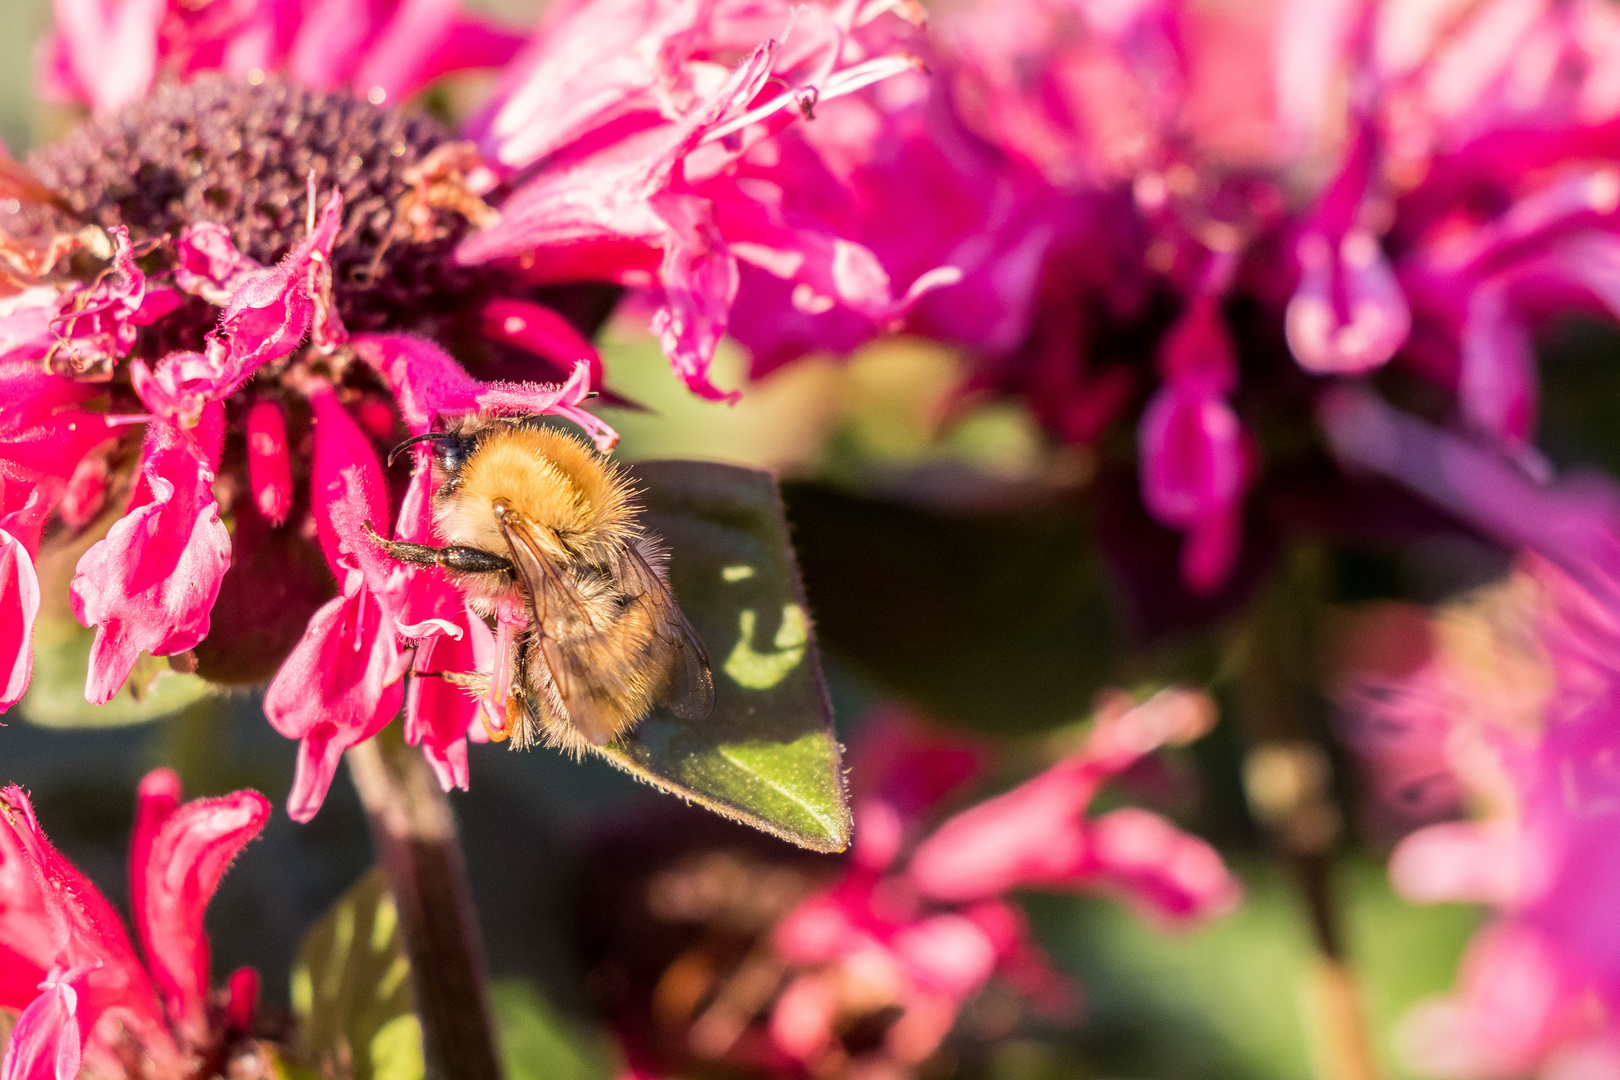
908,687,1241,920
0,770,269,1080
763,695,1236,1071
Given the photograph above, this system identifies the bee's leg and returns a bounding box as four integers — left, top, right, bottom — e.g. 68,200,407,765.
363,521,514,574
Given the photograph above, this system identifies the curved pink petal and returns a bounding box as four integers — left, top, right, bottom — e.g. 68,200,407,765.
0,976,83,1080
478,297,604,387
69,406,230,705
353,334,617,450
266,576,408,822
1137,380,1244,529
648,193,740,402
0,529,41,712
1391,822,1523,906
0,787,171,1058
1459,282,1538,446
48,0,162,114
209,189,344,395
1084,807,1242,922
353,0,524,104
305,382,393,590
134,778,270,1046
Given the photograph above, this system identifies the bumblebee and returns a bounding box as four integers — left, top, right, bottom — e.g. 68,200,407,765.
375,416,714,750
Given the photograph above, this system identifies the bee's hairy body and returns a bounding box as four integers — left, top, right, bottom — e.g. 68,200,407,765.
385,418,713,751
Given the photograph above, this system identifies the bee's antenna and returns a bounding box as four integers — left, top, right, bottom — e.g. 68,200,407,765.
387,431,456,467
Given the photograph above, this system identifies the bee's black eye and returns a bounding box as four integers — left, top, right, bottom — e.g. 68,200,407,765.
433,435,476,476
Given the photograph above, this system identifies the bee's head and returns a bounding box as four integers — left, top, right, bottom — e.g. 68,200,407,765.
386,426,484,482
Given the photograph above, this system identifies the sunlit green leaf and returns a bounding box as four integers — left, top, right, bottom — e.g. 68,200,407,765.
491,978,615,1080
290,867,422,1080
590,461,851,853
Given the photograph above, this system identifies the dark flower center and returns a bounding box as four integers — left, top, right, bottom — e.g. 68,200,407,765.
28,73,490,344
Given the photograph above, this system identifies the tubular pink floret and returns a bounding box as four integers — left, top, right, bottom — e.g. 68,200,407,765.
245,399,294,526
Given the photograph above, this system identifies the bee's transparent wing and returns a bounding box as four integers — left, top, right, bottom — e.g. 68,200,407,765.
497,513,630,745
616,542,715,722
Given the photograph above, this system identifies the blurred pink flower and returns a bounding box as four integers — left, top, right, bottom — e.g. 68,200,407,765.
1322,387,1620,1078
42,0,525,116
766,692,1237,1070
909,687,1239,919
0,770,268,1080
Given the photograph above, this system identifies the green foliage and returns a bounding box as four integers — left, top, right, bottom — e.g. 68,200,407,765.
592,461,852,853
289,868,423,1080
19,613,214,728
491,979,615,1080
1025,856,1479,1080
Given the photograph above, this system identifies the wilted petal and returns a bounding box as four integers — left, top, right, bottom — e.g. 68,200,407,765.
172,223,261,305
69,405,230,705
130,771,269,1047
1286,229,1412,374
245,399,293,526
210,189,344,394
0,529,40,712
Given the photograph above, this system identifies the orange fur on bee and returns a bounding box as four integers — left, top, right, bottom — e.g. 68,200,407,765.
434,424,636,566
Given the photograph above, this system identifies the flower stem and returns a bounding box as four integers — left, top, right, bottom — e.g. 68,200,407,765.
346,732,505,1080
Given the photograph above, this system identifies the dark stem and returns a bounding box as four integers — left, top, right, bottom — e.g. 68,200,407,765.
346,732,505,1080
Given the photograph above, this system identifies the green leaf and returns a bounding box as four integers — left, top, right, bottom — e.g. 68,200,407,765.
289,867,422,1080
18,614,215,728
491,979,615,1080
589,461,851,853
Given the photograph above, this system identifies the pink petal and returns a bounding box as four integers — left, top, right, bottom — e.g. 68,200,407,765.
209,189,344,396
1286,229,1412,374
353,334,617,450
172,223,261,305
265,578,407,822
353,0,525,105
1459,283,1538,446
245,399,294,527
0,787,171,1057
889,914,998,999
49,0,163,114
478,297,604,387
0,977,82,1080
69,406,231,705
648,193,741,403
1390,822,1522,905
769,973,838,1063
1137,380,1244,528
305,382,393,590
0,529,41,712
1085,807,1243,921
286,0,384,90
455,37,779,266
133,776,270,1047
